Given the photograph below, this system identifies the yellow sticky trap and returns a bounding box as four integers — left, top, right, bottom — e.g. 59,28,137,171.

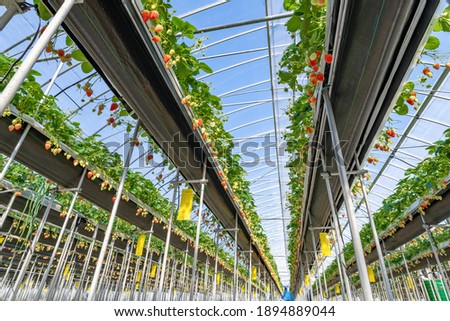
135,235,146,256
406,275,414,289
241,285,245,293
305,274,310,286
150,264,157,278
75,281,79,288
320,232,332,257
216,273,221,285
177,189,194,220
65,271,70,281
367,266,376,283
63,263,70,276
335,283,341,294
267,283,270,292
251,266,257,280
0,236,4,244
136,271,142,282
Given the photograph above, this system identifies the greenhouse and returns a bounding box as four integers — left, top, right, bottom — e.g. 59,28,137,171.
0,0,450,304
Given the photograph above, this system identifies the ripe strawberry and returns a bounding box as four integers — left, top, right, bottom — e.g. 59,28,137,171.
98,104,105,111
8,125,14,131
45,44,52,53
218,170,223,177
87,172,94,179
154,24,163,33
443,179,448,185
14,123,21,130
147,154,153,161
163,54,171,63
193,123,198,131
316,72,324,82
149,10,159,20
305,126,314,134
221,179,227,186
110,103,119,111
57,49,65,57
433,62,440,70
198,118,203,126
44,141,52,150
312,65,319,72
307,89,314,96
368,156,374,164
85,88,93,97
15,191,22,197
423,67,432,77
136,208,143,215
141,10,151,23
40,25,47,36
112,196,117,202
309,59,317,67
152,35,161,43
324,53,333,64
108,117,115,124
135,140,140,146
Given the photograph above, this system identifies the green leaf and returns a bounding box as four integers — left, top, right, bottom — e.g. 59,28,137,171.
81,61,94,74
403,81,414,92
65,36,74,47
394,104,408,115
119,109,129,117
286,15,302,33
284,0,300,11
424,36,440,50
198,62,213,74
71,49,87,62
34,0,52,21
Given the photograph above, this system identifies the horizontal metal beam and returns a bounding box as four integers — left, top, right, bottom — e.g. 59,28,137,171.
193,12,293,34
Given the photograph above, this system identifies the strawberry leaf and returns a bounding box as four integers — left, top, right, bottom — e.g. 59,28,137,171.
394,104,408,115
71,49,87,62
286,15,302,33
424,36,440,50
81,61,94,74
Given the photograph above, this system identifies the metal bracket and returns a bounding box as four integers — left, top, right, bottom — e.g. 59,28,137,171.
309,226,335,230
321,170,368,178
57,187,82,193
171,179,208,185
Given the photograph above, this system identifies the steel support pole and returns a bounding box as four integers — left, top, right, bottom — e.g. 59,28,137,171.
0,0,79,114
9,192,56,300
248,245,252,301
203,256,210,300
87,119,141,301
322,89,373,300
0,193,16,229
157,171,180,298
309,218,323,301
233,213,239,300
138,223,154,301
421,221,450,298
320,150,352,300
212,228,220,300
189,164,208,301
36,169,86,300
75,226,98,300
358,169,394,300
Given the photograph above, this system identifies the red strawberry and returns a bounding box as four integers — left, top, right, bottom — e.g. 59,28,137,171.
152,35,161,43
305,126,314,134
312,65,319,72
112,196,117,202
45,44,52,53
316,72,324,82
87,172,93,179
198,118,203,127
85,88,93,97
406,98,415,105
141,10,151,23
163,54,171,63
110,103,119,111
324,53,333,64
309,59,317,67
432,62,440,70
40,25,47,36
45,141,52,150
147,154,154,161
154,24,163,33
135,140,140,146
149,10,159,20
218,170,223,177
15,191,22,197
108,117,115,124
14,123,21,130
307,89,314,96
423,67,432,77
57,49,65,57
